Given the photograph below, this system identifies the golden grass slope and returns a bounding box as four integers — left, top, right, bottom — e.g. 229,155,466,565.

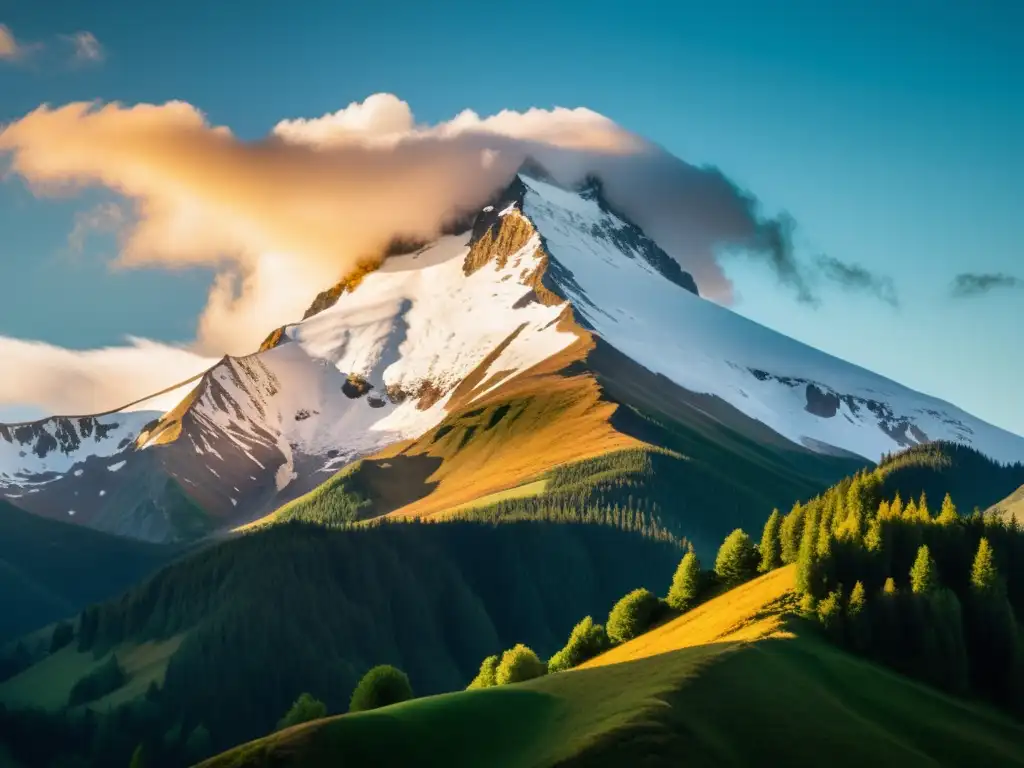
581,564,797,670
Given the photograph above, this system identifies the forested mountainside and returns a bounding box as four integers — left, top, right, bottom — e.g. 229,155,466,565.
0,500,177,643
0,519,681,766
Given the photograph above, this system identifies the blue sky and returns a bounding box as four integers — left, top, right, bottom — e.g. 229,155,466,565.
1,0,1022,434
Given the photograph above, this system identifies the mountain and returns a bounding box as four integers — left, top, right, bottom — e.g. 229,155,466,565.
0,499,176,643
3,170,1023,543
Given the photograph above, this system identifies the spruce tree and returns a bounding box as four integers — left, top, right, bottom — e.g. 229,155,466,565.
971,538,999,594
910,545,939,595
796,506,824,598
847,580,870,651
714,529,758,588
758,510,783,572
937,494,959,526
779,503,806,564
966,537,1021,705
667,549,702,611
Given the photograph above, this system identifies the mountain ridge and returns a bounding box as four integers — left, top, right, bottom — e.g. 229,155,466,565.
2,171,1022,541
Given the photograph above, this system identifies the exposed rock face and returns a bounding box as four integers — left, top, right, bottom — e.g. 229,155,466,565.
805,384,841,418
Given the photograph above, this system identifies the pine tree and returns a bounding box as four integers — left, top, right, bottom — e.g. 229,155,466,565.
779,503,806,564
882,576,897,596
918,492,931,522
817,588,844,640
910,545,939,595
847,580,870,652
889,494,903,520
667,549,702,611
971,537,999,594
937,494,959,525
865,518,883,552
966,537,1021,705
714,529,758,588
758,510,783,572
796,505,825,598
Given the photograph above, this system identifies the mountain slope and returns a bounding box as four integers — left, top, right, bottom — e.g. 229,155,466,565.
203,566,1024,768
0,500,176,642
3,170,1022,542
990,485,1024,523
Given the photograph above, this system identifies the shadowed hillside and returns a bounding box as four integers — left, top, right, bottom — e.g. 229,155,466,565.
0,500,177,643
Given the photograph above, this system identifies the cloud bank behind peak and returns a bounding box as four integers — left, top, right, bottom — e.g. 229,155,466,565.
0,93,809,355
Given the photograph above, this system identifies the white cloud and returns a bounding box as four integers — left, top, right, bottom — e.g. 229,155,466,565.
67,202,127,256
0,336,213,417
0,93,804,417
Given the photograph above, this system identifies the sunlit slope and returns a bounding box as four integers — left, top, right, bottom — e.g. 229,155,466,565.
581,564,797,669
990,484,1024,523
204,565,1024,768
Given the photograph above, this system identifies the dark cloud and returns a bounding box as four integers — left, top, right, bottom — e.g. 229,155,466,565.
950,273,1022,298
815,255,900,307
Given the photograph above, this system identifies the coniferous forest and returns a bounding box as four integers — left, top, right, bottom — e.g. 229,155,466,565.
0,519,681,767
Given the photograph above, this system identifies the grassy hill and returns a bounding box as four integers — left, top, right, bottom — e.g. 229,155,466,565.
203,566,1024,768
989,485,1024,523
0,500,178,643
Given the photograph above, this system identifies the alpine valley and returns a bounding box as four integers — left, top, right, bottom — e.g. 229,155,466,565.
3,169,1024,768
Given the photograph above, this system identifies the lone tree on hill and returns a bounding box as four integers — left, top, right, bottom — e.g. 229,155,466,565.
715,529,758,588
277,692,327,730
349,665,414,712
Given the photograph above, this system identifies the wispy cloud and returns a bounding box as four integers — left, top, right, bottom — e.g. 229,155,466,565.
0,24,17,59
950,272,1022,298
0,23,104,66
67,202,128,257
0,336,213,417
61,31,104,64
815,254,900,307
0,23,42,62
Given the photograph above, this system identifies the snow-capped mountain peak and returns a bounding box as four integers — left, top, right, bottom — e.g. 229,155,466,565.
2,171,1022,540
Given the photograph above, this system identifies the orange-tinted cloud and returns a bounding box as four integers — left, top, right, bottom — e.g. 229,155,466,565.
0,93,812,417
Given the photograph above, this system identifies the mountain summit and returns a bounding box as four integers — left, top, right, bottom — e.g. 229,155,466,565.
2,171,1022,540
